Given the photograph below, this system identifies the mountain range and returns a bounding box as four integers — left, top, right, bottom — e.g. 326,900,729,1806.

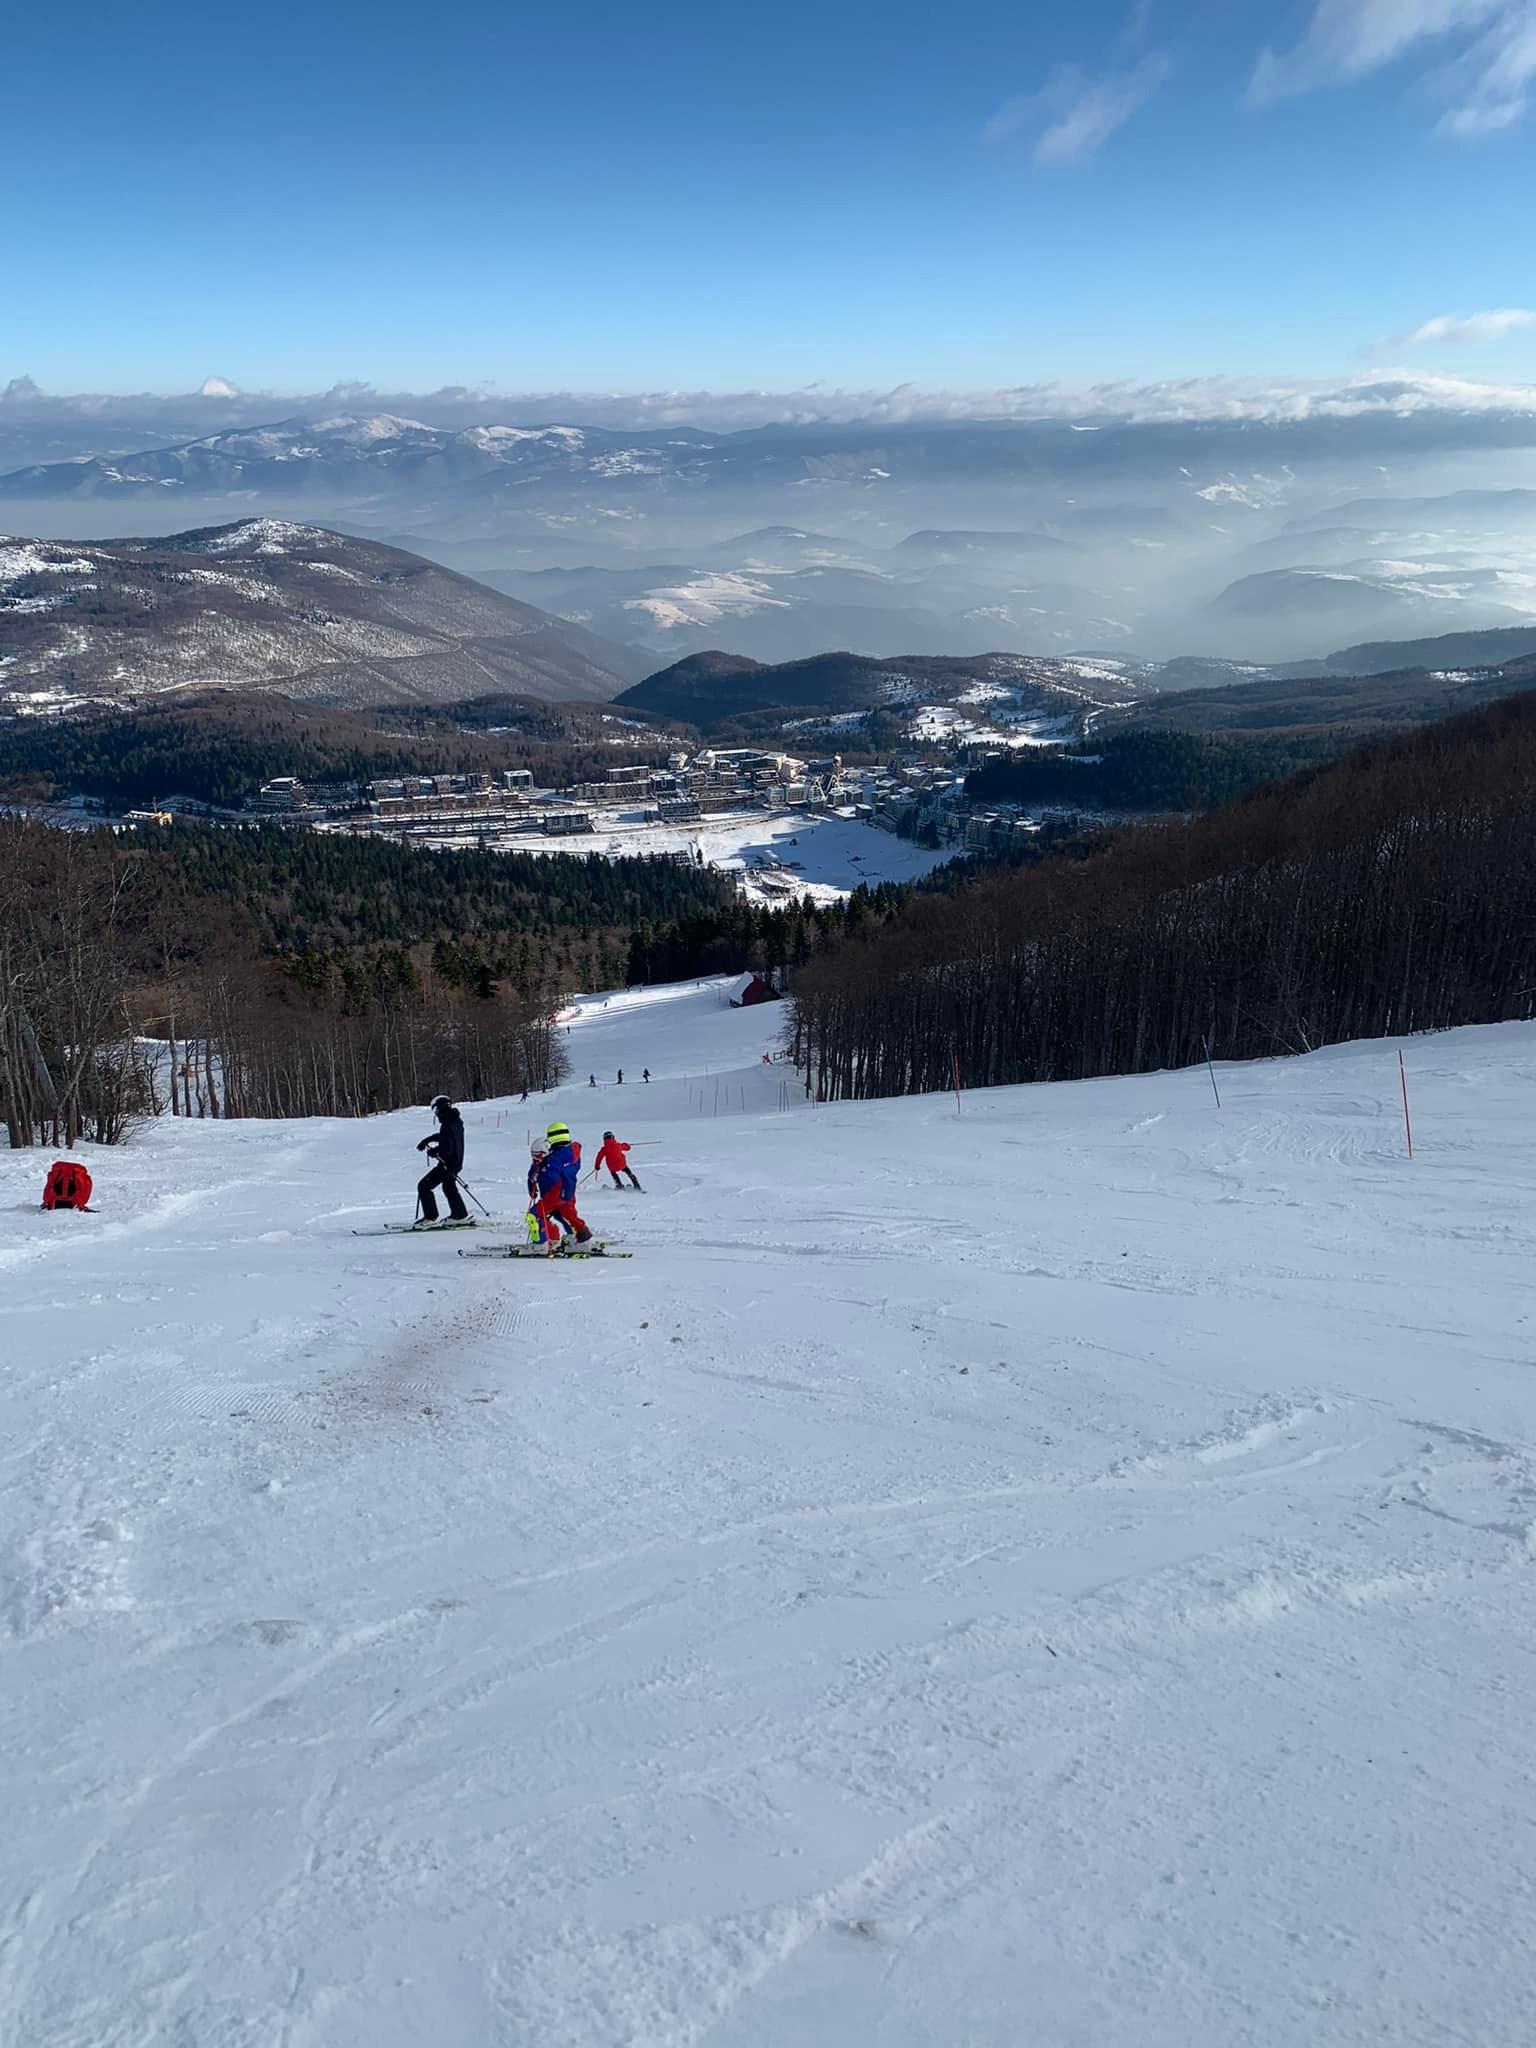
5,414,1536,668
0,416,718,506
0,520,645,713
8,509,1536,748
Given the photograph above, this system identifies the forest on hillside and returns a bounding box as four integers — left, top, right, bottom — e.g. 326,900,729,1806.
0,810,890,1142
0,692,652,810
793,694,1536,1100
0,820,762,1141
148,826,729,953
964,729,1339,813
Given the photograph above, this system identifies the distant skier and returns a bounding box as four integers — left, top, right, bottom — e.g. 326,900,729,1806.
642,1068,650,1083
617,1068,624,1084
589,1073,597,1087
594,1131,642,1191
415,1095,468,1224
535,1122,593,1252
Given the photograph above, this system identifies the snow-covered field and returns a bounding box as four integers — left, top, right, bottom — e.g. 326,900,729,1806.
434,810,957,904
4,981,1535,2047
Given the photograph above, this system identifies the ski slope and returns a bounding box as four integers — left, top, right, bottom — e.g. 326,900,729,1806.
3,979,1535,2047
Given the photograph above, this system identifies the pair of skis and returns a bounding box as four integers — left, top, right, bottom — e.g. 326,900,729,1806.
459,1242,632,1261
351,1219,631,1260
351,1218,489,1238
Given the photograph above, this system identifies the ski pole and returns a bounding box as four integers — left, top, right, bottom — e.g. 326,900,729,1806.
1202,1034,1222,1110
455,1175,493,1218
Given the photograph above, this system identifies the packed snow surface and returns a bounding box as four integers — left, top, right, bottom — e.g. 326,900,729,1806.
420,809,957,904
4,984,1535,2046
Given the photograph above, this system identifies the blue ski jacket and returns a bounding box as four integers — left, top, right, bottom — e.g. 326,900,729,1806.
537,1140,580,1200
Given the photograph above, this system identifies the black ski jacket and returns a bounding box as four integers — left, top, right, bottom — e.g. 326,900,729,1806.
426,1105,465,1175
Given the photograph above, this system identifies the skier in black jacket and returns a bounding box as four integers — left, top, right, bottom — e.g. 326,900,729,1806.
416,1095,469,1223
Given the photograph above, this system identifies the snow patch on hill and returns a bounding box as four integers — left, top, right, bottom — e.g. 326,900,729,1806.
1,543,99,582
177,517,331,555
622,572,793,630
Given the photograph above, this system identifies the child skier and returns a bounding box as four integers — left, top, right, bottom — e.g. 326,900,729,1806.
415,1095,468,1224
535,1122,593,1252
594,1131,642,1190
525,1145,561,1247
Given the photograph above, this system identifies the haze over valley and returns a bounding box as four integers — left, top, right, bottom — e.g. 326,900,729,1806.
6,382,1536,672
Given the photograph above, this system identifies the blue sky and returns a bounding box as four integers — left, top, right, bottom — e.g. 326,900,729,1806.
6,0,1536,395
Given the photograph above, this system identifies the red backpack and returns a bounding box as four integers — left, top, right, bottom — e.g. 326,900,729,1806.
42,1160,93,1211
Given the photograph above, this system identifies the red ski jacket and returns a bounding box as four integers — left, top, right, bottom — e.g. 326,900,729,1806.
594,1138,630,1174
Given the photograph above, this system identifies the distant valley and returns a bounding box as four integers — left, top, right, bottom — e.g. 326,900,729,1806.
5,405,1535,670
6,504,1536,760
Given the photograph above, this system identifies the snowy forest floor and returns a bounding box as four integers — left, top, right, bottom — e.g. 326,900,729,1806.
2,979,1534,2046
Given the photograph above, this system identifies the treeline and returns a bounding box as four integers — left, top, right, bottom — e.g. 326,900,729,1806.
621,855,1093,991
183,953,567,1123
622,886,905,987
792,694,1536,1101
964,729,1336,813
148,823,732,952
0,813,573,1141
0,692,651,811
0,813,747,1143
0,822,150,1146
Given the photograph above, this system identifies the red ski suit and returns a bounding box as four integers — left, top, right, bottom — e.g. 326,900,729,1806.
593,1137,631,1176
534,1138,587,1242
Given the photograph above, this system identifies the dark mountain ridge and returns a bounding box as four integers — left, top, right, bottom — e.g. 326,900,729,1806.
0,520,644,710
617,647,1143,735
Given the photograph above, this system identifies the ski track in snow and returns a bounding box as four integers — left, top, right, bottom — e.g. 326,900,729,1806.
3,980,1536,2045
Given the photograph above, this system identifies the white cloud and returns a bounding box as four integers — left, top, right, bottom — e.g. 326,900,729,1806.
6,373,1536,434
1250,0,1536,135
1381,308,1536,347
1437,3,1536,128
1251,1,1503,98
984,52,1170,163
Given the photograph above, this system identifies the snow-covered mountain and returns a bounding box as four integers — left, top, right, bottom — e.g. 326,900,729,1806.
0,520,645,712
1200,563,1532,663
0,415,720,505
4,976,1534,2043
6,420,1535,667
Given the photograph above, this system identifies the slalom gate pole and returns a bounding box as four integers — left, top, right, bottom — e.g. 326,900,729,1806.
1202,1034,1222,1110
951,1050,963,1117
1399,1050,1414,1160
